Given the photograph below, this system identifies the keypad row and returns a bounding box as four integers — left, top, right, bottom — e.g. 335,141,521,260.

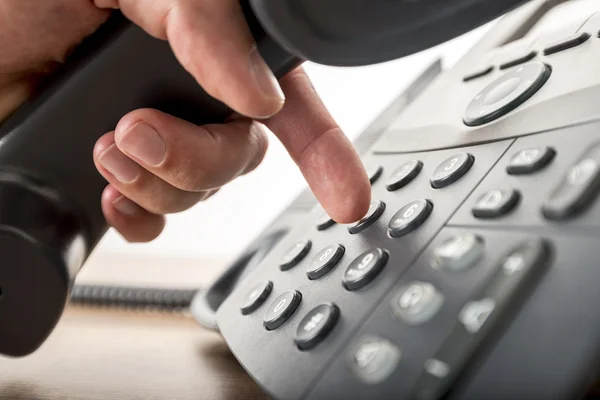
463,30,593,81
348,237,551,397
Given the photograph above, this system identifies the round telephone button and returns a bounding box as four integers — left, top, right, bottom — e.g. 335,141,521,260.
316,210,336,231
367,165,383,184
263,290,302,330
348,201,386,234
464,61,551,126
343,248,389,291
280,239,312,271
431,153,474,189
241,281,273,315
388,199,433,238
307,244,345,280
386,160,423,191
391,281,444,325
295,303,340,351
348,336,401,384
432,233,484,271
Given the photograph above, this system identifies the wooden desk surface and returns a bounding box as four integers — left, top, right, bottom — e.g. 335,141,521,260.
0,306,269,400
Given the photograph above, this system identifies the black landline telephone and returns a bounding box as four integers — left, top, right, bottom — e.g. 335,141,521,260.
3,0,600,399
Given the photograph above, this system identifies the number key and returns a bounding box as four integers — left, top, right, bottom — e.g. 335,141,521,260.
343,248,389,291
307,244,345,280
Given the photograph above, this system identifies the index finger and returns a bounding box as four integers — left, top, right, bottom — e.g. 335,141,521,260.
264,67,371,224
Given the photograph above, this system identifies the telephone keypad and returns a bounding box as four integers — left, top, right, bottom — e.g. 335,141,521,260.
307,244,345,280
349,201,386,234
430,153,474,188
343,248,389,291
472,189,520,218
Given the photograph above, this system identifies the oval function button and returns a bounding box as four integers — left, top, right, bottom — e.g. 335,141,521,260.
506,146,555,175
472,189,520,218
306,244,345,280
542,143,600,220
386,160,423,191
343,248,389,291
280,239,312,271
241,281,273,315
388,199,433,238
463,61,551,126
263,290,302,330
391,281,444,325
348,201,386,234
295,303,340,351
348,336,402,385
430,153,474,189
432,233,484,272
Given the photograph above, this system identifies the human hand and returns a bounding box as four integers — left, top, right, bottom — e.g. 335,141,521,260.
0,0,371,242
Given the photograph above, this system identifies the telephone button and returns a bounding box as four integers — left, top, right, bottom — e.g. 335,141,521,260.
430,153,474,189
463,66,493,82
386,160,423,191
307,244,345,280
499,50,537,70
543,31,591,56
348,336,401,385
432,233,484,272
542,144,600,220
408,239,549,399
280,239,312,271
506,146,555,174
343,248,389,291
263,290,302,330
472,189,520,218
295,303,339,351
463,61,551,126
391,281,444,325
388,199,433,238
241,281,273,315
348,201,386,234
316,210,336,231
367,165,383,184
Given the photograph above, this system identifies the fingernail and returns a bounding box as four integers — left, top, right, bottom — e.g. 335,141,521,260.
113,196,144,216
98,144,140,183
249,46,285,105
118,122,166,167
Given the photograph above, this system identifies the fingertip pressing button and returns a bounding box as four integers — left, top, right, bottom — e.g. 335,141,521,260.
348,201,386,234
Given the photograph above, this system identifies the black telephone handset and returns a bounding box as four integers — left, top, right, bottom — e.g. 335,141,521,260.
0,0,521,357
